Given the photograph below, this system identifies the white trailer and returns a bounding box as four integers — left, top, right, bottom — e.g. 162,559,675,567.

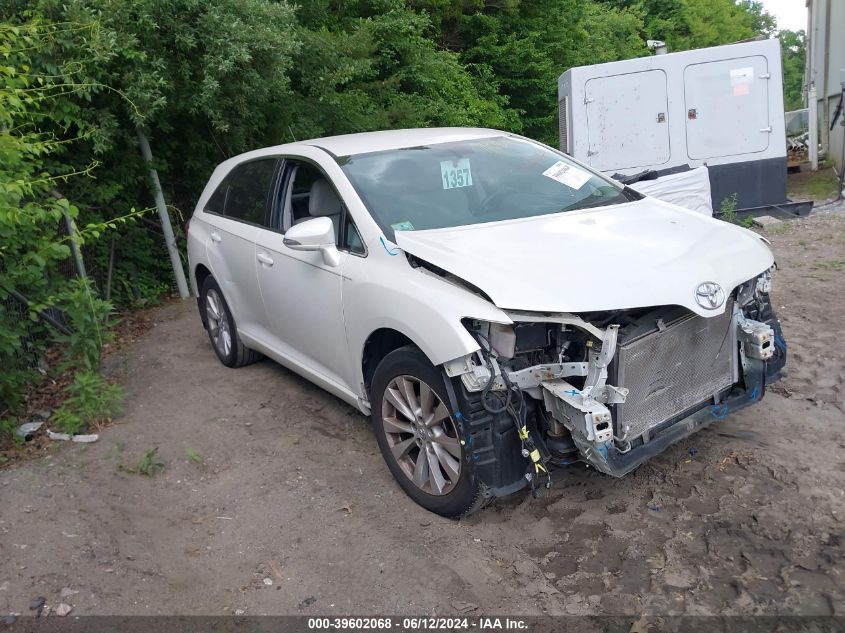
558,39,796,212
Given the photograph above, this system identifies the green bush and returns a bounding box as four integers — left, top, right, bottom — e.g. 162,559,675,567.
52,370,124,435
52,278,116,372
720,193,754,228
0,22,133,414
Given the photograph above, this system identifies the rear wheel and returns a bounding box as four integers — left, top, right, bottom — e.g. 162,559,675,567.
371,346,488,517
200,276,262,368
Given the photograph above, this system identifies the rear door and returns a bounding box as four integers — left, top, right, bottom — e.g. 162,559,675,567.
684,55,771,160
585,69,670,172
203,158,279,339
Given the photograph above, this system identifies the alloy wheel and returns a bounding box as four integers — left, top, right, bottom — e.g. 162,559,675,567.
381,375,462,495
205,288,232,358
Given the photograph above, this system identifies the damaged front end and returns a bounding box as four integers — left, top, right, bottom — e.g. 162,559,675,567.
445,269,785,492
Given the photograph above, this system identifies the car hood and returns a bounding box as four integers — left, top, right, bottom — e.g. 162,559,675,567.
393,198,774,318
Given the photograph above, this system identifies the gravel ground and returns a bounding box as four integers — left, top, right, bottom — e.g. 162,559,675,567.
1,212,843,617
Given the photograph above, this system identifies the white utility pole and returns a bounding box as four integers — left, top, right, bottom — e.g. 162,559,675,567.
808,84,819,171
137,128,190,299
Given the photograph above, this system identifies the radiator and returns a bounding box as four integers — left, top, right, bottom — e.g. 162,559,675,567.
612,307,735,440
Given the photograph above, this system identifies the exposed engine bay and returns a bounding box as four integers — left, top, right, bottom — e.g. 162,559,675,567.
444,268,785,495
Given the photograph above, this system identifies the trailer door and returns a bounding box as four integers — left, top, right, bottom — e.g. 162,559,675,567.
584,69,670,172
684,56,770,160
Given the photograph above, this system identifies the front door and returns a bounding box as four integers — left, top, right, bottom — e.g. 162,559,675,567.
254,159,354,393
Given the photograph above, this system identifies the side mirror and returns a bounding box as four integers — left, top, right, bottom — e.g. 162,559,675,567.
283,217,340,267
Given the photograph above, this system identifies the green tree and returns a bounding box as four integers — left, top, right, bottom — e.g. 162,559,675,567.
411,0,647,144
598,0,773,51
779,29,805,110
285,0,517,139
3,0,301,305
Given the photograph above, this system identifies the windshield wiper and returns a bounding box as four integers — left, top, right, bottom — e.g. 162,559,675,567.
565,191,628,212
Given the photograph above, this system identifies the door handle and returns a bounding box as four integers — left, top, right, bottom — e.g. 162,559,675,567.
759,126,772,133
210,231,222,243
256,252,274,266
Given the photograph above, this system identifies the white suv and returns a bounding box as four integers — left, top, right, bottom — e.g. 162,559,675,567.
187,128,786,517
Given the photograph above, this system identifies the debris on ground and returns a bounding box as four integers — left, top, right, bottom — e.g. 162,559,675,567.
71,434,99,443
46,430,99,443
15,421,44,441
299,596,317,608
28,596,45,617
55,603,72,617
752,215,784,230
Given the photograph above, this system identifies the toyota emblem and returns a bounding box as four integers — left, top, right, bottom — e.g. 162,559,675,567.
695,282,725,310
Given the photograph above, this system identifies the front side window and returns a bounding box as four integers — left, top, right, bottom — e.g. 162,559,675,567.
339,136,638,240
279,161,323,231
278,159,365,255
342,212,365,255
207,158,278,226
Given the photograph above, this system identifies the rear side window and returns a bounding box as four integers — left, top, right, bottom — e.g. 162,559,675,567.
206,159,278,226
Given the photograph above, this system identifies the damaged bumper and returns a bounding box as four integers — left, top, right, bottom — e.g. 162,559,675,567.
448,279,785,484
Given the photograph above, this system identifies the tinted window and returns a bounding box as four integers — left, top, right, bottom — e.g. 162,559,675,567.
209,159,277,225
342,212,365,255
206,180,227,215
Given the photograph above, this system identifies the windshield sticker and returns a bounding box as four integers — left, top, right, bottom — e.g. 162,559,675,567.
542,161,592,189
391,220,415,232
440,158,473,190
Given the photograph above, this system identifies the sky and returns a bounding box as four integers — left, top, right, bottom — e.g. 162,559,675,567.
760,0,807,32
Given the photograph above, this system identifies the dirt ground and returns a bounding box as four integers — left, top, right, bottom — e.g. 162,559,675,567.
1,212,844,618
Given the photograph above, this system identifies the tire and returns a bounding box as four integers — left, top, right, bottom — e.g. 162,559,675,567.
370,346,489,518
200,276,262,368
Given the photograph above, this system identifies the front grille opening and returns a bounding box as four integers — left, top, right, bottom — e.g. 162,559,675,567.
610,304,735,441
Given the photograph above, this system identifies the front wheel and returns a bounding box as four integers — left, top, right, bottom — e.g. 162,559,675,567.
370,346,488,517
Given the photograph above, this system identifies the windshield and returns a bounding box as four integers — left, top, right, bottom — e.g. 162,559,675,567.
338,136,636,240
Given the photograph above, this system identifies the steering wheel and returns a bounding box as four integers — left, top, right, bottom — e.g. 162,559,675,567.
478,189,519,215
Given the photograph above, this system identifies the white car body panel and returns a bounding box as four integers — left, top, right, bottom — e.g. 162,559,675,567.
341,239,512,384
301,127,505,156
194,214,266,333
394,197,773,318
254,227,352,391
